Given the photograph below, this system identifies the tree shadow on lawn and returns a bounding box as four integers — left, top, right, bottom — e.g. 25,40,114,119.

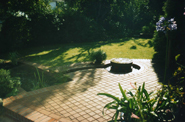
65,49,89,62
133,38,153,48
65,38,133,61
20,46,73,68
19,38,132,69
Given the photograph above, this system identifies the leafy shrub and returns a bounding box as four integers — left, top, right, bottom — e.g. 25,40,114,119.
155,84,183,121
0,69,21,98
61,12,107,43
98,82,158,122
171,54,185,121
1,16,31,52
141,22,155,38
98,82,184,122
89,49,107,64
28,12,59,46
152,0,184,64
9,51,20,65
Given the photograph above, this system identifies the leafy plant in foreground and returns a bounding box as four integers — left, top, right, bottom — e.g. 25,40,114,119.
98,82,158,122
98,80,184,122
154,84,183,121
0,69,21,98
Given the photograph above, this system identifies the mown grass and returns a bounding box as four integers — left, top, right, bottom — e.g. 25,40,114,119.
18,38,156,68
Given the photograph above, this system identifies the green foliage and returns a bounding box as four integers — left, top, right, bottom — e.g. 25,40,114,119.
9,52,20,65
98,81,185,121
141,22,156,37
1,16,31,52
152,30,166,61
152,0,184,64
89,49,107,64
98,82,158,122
153,54,185,121
0,69,21,98
66,0,161,38
0,0,53,52
61,12,106,43
32,68,45,90
173,54,185,86
0,0,168,52
155,84,183,121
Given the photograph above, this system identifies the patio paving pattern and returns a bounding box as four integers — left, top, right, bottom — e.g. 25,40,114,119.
3,59,162,122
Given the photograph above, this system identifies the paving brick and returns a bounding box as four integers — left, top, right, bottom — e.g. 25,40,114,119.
59,110,67,115
49,113,61,120
53,105,61,109
62,105,70,110
65,108,73,113
73,113,81,118
81,119,89,122
34,115,48,122
71,119,79,122
11,105,25,113
69,115,76,120
28,112,44,121
39,109,51,116
93,114,101,119
76,116,84,122
63,112,71,117
79,111,86,116
59,117,73,122
87,116,95,121
25,111,38,118
88,111,96,116
83,114,91,119
18,107,34,116
47,118,57,122
9,96,16,101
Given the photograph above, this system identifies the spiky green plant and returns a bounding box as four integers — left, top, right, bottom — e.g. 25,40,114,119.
33,68,45,89
98,83,158,122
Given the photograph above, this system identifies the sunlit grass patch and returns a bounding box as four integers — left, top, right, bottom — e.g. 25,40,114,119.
97,38,155,59
19,38,156,68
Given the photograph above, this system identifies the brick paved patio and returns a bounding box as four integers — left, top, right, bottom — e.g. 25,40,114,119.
3,59,162,122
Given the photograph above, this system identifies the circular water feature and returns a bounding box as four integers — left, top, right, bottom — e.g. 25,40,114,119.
106,58,141,74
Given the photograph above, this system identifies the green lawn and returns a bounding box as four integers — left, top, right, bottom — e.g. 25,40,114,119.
19,38,156,68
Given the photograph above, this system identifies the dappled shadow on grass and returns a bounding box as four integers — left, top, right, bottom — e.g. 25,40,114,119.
18,38,133,68
66,50,89,62
133,38,153,48
130,45,137,49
